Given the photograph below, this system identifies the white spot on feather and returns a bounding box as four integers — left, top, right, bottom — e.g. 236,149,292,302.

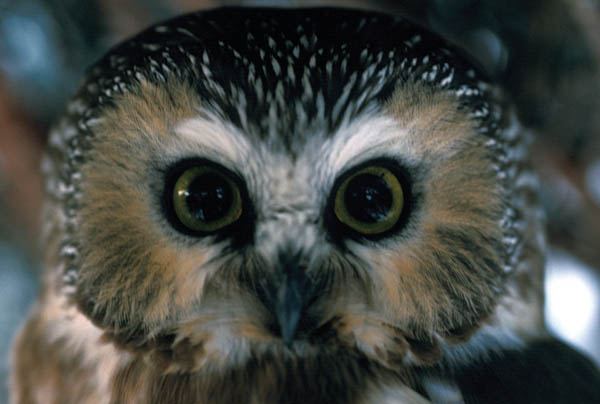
272,59,281,76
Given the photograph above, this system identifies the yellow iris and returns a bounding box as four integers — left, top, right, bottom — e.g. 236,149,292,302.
172,166,242,232
334,165,403,235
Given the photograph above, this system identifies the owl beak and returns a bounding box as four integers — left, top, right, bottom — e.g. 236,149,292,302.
274,259,309,346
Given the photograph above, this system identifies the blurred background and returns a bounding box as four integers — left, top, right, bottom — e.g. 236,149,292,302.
0,0,599,401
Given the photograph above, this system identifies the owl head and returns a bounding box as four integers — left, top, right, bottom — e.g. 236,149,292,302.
46,7,536,375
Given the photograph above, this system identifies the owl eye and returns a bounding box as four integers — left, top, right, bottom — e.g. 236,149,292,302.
333,165,404,235
171,165,243,233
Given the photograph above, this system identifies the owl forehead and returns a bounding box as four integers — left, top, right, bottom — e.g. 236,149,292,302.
78,7,492,145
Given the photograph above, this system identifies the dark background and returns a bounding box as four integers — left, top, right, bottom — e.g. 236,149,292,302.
1,0,599,402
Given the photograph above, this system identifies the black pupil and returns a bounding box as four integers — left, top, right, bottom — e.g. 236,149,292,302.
344,173,393,223
185,173,233,222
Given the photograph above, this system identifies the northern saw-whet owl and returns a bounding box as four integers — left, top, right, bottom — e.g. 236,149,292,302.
11,6,600,404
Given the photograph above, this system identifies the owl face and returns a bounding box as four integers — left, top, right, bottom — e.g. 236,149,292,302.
54,8,517,373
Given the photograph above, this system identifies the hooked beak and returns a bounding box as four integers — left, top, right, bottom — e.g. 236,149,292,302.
274,256,310,346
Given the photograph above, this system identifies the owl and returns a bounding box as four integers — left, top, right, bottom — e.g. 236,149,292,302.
10,7,600,404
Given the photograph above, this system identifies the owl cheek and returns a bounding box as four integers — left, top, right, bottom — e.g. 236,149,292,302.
75,238,214,349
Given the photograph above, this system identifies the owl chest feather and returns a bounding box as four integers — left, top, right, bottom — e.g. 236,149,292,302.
24,309,427,404
109,354,418,404
17,295,437,404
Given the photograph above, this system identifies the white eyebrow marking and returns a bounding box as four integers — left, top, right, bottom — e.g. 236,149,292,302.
174,113,253,167
319,114,410,176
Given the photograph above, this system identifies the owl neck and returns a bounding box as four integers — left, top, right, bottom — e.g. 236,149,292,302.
109,349,418,404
